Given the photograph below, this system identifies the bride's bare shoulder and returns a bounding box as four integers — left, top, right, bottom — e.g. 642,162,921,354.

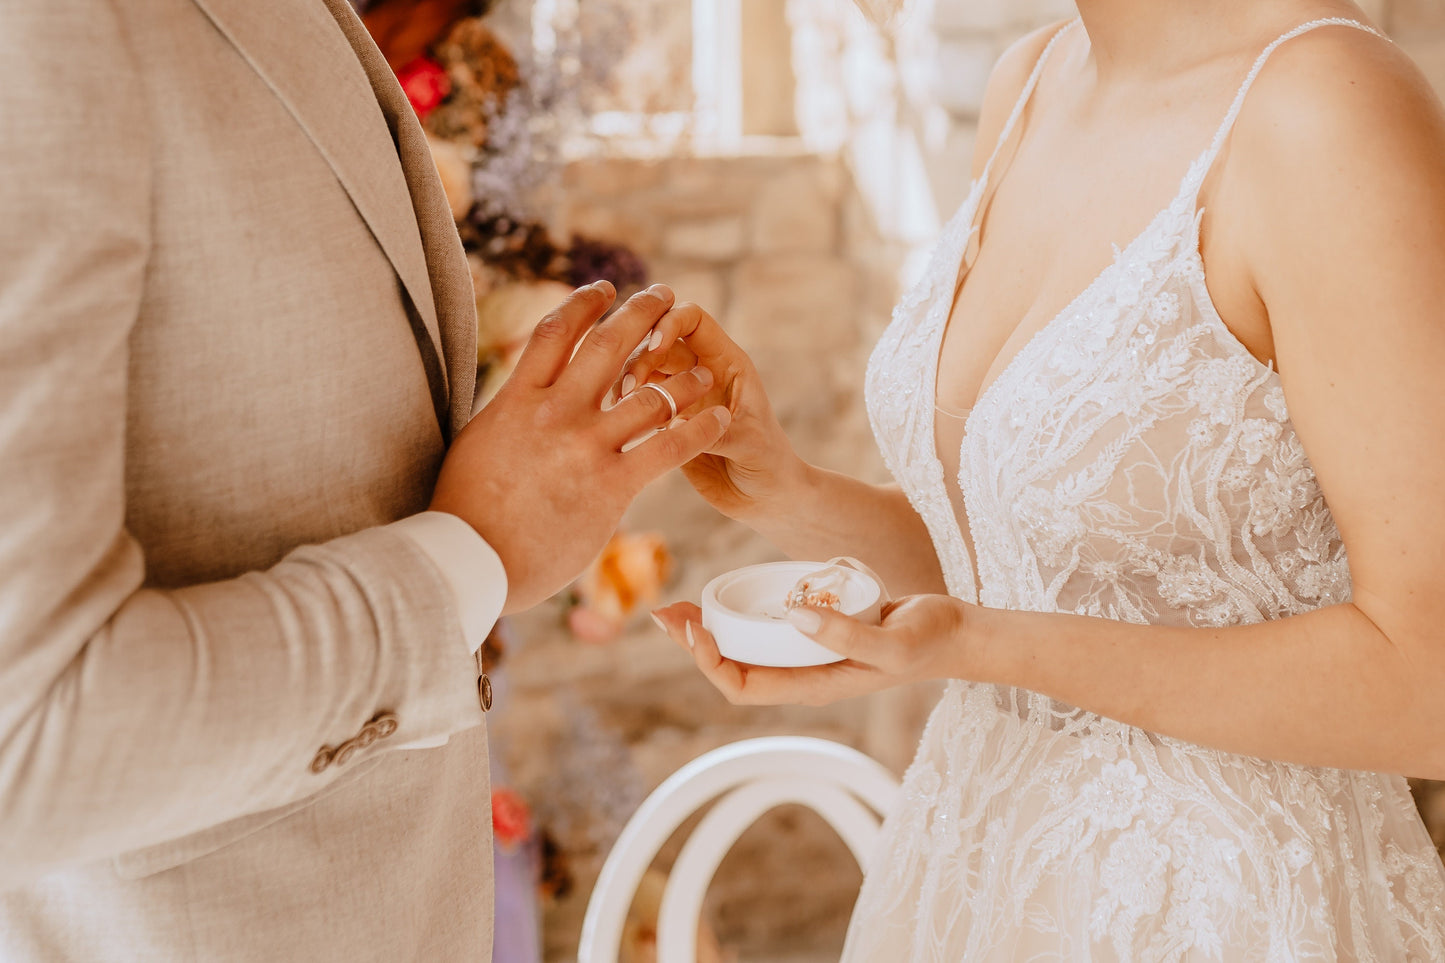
1225,22,1445,381
1232,23,1445,194
970,20,1074,180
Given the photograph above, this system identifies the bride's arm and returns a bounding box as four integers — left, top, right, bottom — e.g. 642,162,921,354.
737,468,947,598
656,28,1445,780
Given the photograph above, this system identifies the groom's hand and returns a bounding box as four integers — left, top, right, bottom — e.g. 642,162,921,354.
430,282,732,614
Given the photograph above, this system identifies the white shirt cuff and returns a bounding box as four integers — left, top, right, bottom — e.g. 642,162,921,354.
387,511,508,654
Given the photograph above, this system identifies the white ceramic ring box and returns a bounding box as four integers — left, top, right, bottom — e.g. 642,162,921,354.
701,560,884,667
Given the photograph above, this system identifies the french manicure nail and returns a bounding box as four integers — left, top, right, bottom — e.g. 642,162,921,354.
684,622,696,649
648,328,665,351
788,608,822,634
620,374,637,396
650,612,667,633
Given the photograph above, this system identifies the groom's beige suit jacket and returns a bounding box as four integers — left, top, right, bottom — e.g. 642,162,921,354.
0,0,499,959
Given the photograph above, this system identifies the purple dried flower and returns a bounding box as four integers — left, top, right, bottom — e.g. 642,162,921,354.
565,235,648,289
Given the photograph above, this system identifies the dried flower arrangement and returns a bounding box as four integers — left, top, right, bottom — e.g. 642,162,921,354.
353,0,650,385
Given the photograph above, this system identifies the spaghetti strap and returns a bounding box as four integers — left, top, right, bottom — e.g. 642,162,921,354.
975,19,1080,188
1181,17,1385,199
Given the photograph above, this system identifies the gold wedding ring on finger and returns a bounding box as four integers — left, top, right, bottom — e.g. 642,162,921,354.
641,381,678,422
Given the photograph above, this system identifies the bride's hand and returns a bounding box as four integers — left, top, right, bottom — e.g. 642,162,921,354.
620,300,808,522
650,594,979,706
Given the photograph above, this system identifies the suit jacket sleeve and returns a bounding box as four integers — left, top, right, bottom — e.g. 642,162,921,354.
0,1,490,887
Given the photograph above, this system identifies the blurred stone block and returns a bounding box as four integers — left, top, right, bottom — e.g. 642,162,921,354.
664,215,749,261
932,0,1018,34
564,157,668,198
750,162,843,254
644,260,729,318
934,36,998,118
729,254,858,354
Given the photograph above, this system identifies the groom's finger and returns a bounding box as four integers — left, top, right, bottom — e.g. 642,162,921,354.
509,281,615,388
623,404,732,487
560,284,675,400
603,366,714,448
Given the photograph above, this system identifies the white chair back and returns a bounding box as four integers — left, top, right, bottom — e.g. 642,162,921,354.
576,736,902,963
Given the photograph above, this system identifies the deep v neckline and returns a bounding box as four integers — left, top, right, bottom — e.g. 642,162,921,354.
926,178,1196,602
933,187,1194,435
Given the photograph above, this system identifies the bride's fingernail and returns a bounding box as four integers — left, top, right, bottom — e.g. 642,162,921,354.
788,609,822,634
649,329,666,351
650,612,667,633
685,622,696,649
620,374,637,397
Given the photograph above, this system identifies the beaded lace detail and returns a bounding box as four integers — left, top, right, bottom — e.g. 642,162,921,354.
848,18,1445,961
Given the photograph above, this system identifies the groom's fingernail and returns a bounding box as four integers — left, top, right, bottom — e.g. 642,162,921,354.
788,609,823,634
684,622,696,649
620,374,636,397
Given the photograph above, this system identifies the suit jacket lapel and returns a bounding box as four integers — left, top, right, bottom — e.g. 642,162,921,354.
320,0,478,438
188,0,462,427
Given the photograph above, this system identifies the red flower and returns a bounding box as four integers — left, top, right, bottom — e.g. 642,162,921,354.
491,787,532,848
395,56,451,120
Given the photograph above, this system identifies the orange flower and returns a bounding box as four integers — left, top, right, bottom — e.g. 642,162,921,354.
491,787,532,848
570,532,672,643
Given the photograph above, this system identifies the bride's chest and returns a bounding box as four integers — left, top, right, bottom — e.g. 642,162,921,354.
865,212,1347,621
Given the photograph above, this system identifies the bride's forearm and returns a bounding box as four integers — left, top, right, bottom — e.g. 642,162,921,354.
974,601,1445,778
743,465,946,597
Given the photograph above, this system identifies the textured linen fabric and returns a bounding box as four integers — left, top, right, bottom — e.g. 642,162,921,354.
845,19,1445,961
0,0,500,958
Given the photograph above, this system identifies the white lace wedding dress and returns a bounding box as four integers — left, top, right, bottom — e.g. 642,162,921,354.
844,18,1445,961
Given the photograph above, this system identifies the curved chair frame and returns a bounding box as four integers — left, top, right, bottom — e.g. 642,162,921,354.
576,736,902,963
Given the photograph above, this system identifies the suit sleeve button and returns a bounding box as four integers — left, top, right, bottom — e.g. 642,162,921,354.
372,712,399,739
333,740,359,767
310,747,335,774
478,674,493,712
